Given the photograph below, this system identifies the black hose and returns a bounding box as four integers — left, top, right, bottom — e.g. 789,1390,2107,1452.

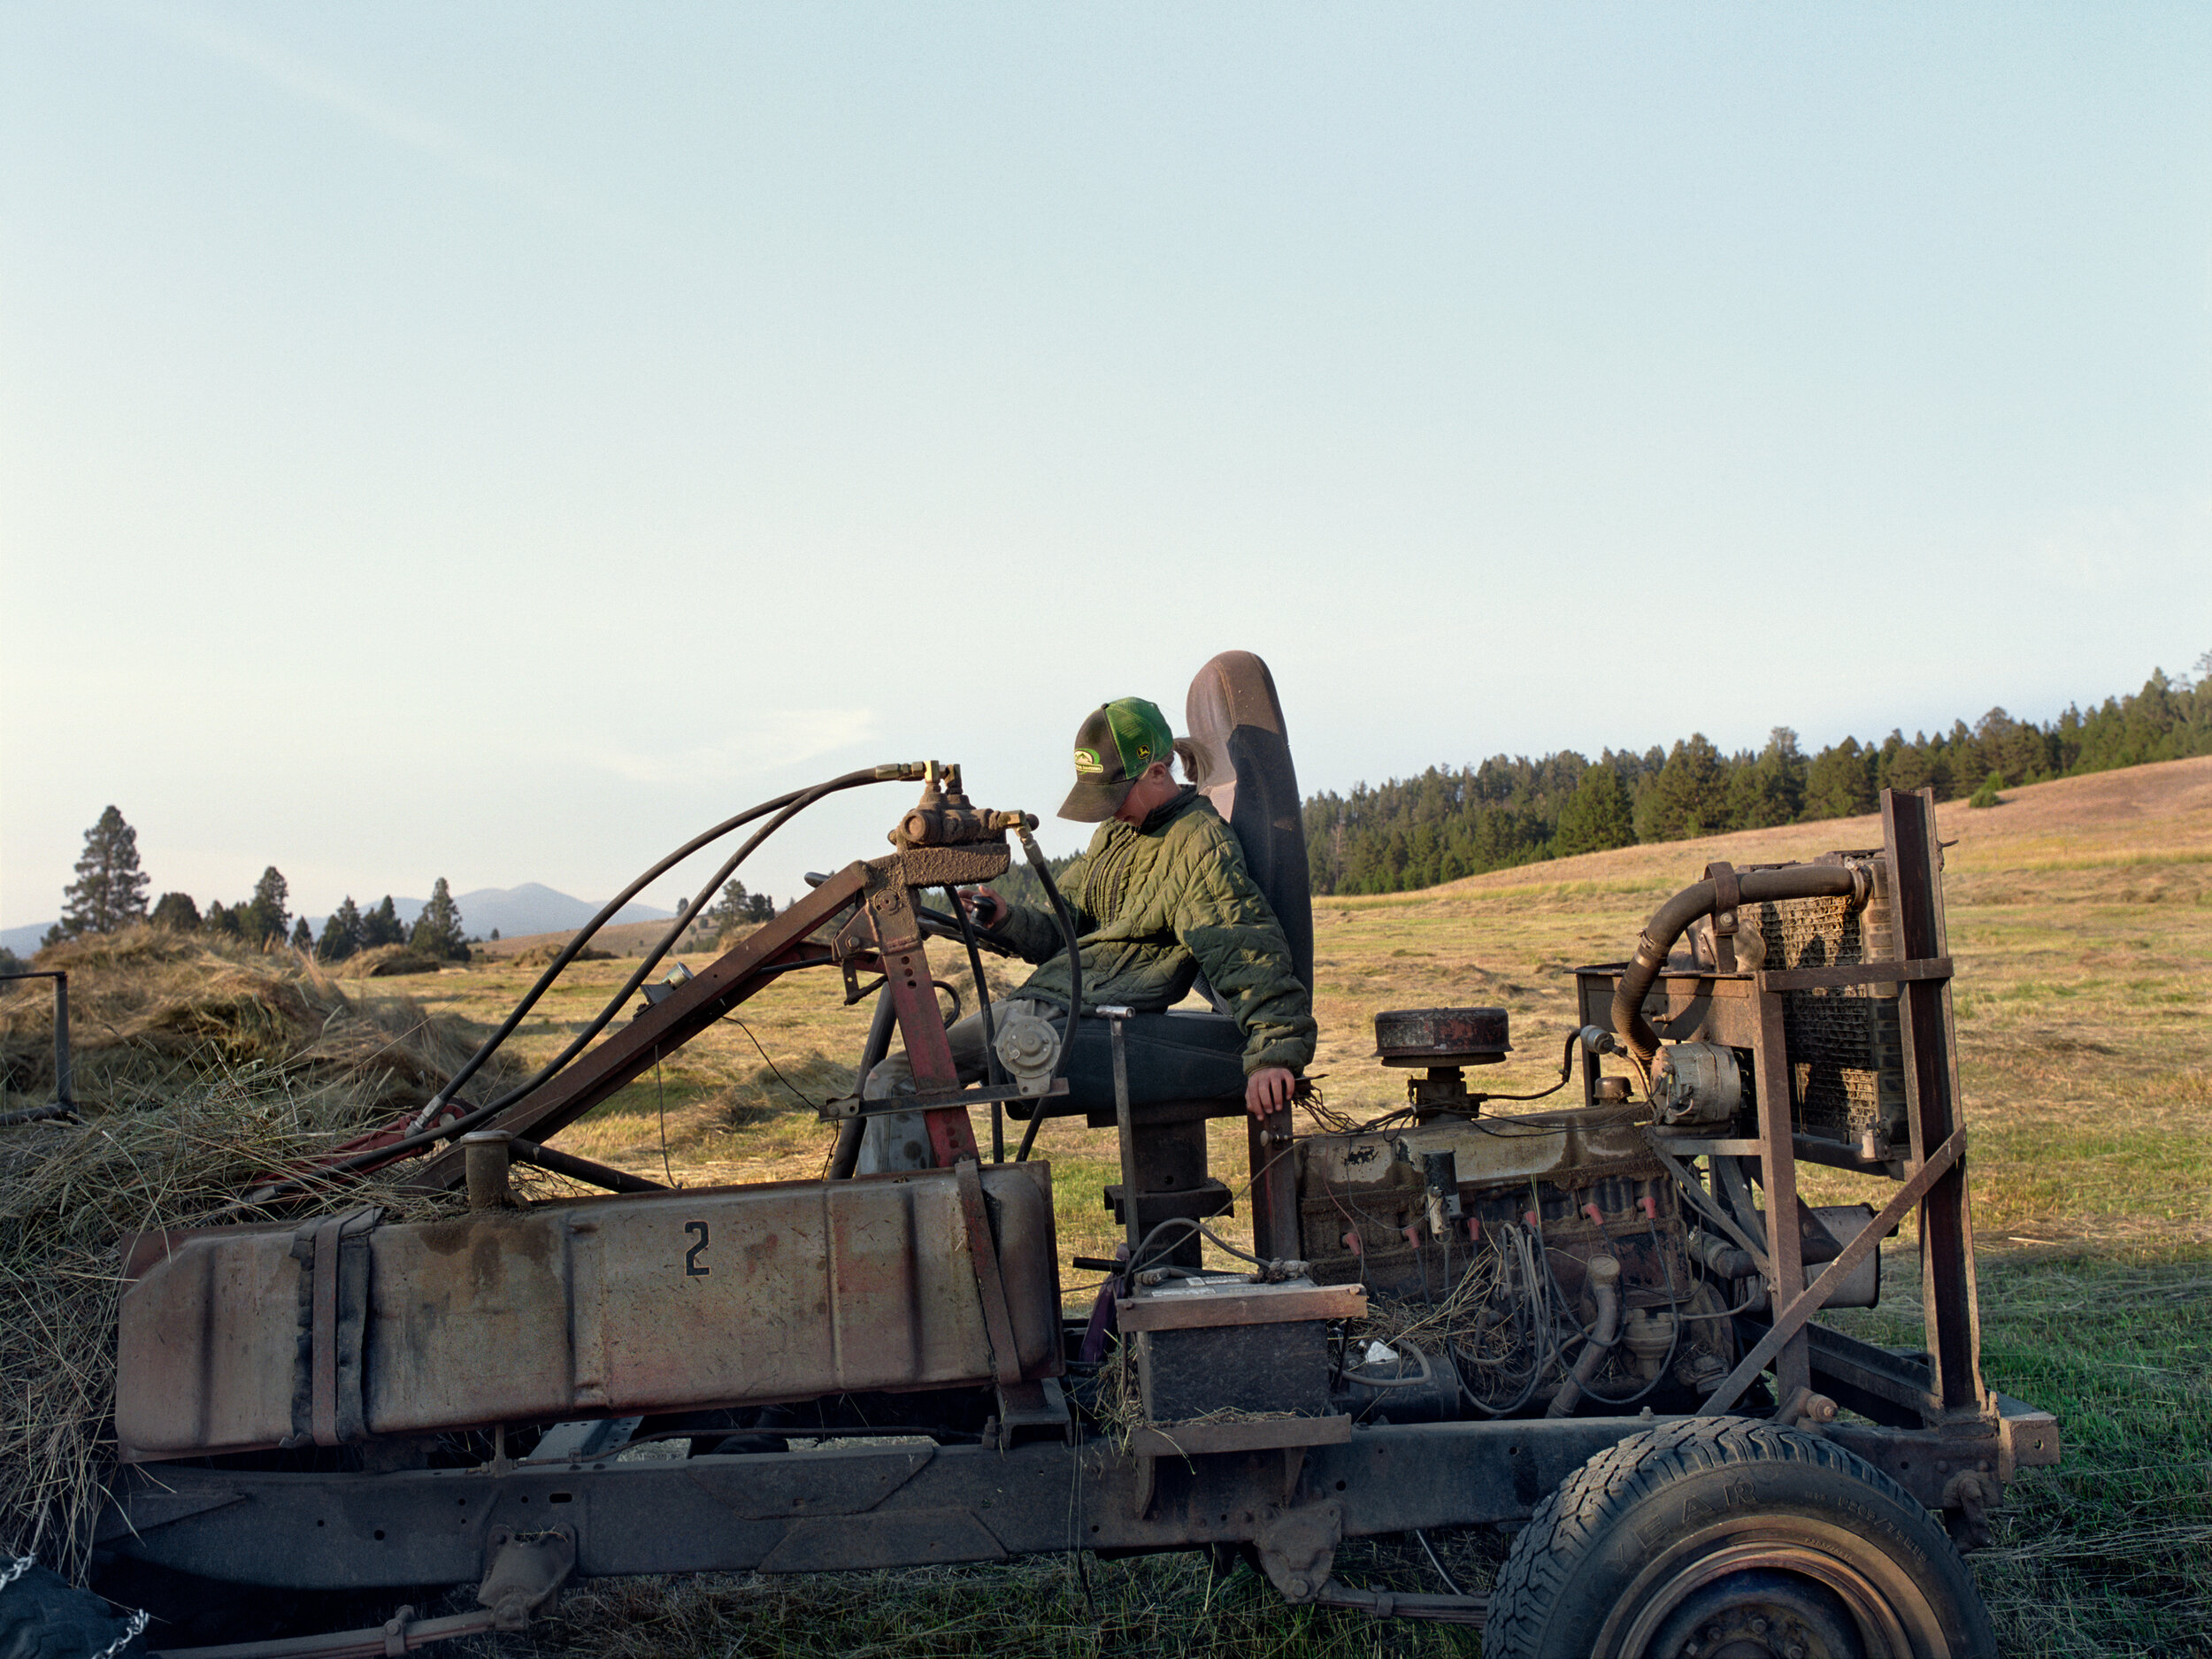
1013,825,1081,1163
265,768,902,1195
411,765,905,1132
827,987,901,1181
1480,1031,1579,1105
1610,864,1863,1066
946,887,1005,1161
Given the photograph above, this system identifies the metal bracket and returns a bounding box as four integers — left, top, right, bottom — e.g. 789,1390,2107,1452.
815,1079,1067,1122
1704,861,1741,972
954,1158,1024,1387
478,1524,575,1632
1700,1126,1967,1416
992,1377,1071,1448
1251,1500,1342,1603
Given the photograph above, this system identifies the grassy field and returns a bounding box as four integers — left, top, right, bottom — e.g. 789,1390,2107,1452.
320,758,2212,1655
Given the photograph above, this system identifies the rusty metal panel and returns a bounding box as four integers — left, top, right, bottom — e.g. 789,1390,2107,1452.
113,1229,298,1459
117,1164,1060,1462
1118,1280,1365,1332
368,1211,580,1432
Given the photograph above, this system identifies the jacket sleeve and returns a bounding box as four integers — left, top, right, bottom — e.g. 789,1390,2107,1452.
1168,833,1317,1075
993,855,1092,965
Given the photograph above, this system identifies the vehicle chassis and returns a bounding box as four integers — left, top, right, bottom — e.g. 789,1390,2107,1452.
98,784,2057,1640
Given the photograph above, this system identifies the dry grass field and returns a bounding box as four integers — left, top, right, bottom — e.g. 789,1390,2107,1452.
317,757,2212,1657
6,759,2200,1654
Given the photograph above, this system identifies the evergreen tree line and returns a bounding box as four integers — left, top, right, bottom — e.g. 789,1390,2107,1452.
680,879,781,948
32,806,474,963
1303,663,2212,896
310,879,470,964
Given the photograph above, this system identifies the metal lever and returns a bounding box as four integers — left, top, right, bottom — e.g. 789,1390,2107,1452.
1100,1005,1141,1257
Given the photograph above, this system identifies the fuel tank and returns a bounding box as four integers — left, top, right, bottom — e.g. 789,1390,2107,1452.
115,1162,1060,1462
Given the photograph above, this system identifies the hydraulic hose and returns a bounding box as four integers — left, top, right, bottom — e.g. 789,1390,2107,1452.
1013,824,1081,1163
1610,863,1865,1067
826,987,901,1180
411,764,917,1133
946,886,1006,1160
262,766,913,1198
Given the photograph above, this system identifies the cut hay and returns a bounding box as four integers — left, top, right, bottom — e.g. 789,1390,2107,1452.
351,944,446,977
503,943,613,968
0,928,508,1581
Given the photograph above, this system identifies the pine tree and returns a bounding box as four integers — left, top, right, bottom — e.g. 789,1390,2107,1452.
56,806,151,938
244,867,290,947
1724,728,1806,829
150,892,202,932
1886,737,1933,796
1554,764,1635,856
410,879,470,962
318,897,364,963
360,896,406,949
1635,735,1726,844
703,879,756,942
289,917,314,952
1803,739,1876,819
204,900,242,940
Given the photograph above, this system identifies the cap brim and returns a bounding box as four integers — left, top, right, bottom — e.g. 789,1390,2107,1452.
1058,777,1135,823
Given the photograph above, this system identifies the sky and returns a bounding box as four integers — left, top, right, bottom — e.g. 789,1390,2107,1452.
3,3,2208,928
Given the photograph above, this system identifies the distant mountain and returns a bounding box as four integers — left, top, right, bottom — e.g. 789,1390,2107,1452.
3,886,673,960
449,885,673,941
303,885,672,941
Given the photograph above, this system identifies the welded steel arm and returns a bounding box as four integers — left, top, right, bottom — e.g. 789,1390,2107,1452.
405,862,873,1193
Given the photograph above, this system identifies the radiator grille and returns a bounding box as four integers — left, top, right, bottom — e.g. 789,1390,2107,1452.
1758,874,1908,1147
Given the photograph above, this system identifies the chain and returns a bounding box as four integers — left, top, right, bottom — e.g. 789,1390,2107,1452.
95,1608,150,1657
0,1555,150,1655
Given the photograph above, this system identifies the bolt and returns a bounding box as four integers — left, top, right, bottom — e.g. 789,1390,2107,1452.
1749,1615,1770,1636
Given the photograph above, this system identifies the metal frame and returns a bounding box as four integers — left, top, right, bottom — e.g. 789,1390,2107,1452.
1574,791,2038,1455
0,969,74,1127
99,787,2058,1643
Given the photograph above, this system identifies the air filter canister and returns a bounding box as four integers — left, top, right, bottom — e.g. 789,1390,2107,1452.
1373,1007,1512,1068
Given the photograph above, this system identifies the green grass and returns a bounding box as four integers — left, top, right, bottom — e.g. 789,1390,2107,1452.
489,1544,1497,1659
1832,1244,2212,1655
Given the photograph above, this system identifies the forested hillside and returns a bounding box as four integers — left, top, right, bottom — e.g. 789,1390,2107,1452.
1302,664,2212,895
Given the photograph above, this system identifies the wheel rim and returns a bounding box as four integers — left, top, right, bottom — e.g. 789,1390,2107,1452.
1599,1525,1947,1659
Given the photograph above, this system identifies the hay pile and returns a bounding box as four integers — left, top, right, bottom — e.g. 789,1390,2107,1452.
0,928,503,1579
350,944,447,977
503,942,612,968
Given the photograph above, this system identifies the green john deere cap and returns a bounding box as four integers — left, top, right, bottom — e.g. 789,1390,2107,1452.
1059,696,1174,822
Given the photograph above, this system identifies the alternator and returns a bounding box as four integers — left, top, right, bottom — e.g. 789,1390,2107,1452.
1652,1041,1743,1127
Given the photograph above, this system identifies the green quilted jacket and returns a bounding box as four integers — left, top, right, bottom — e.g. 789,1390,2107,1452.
995,788,1317,1075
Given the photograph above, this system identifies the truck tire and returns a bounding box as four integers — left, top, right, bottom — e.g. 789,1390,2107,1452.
1482,1417,1995,1659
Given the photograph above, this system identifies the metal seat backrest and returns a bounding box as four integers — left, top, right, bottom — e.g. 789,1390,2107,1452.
1180,651,1315,993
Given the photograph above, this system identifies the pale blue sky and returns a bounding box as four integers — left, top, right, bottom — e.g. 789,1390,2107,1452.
4,4,2208,926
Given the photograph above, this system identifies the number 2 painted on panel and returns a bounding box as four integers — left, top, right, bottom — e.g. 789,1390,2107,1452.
683,1220,710,1277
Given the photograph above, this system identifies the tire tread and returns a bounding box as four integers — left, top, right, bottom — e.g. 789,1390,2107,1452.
1481,1417,1986,1658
